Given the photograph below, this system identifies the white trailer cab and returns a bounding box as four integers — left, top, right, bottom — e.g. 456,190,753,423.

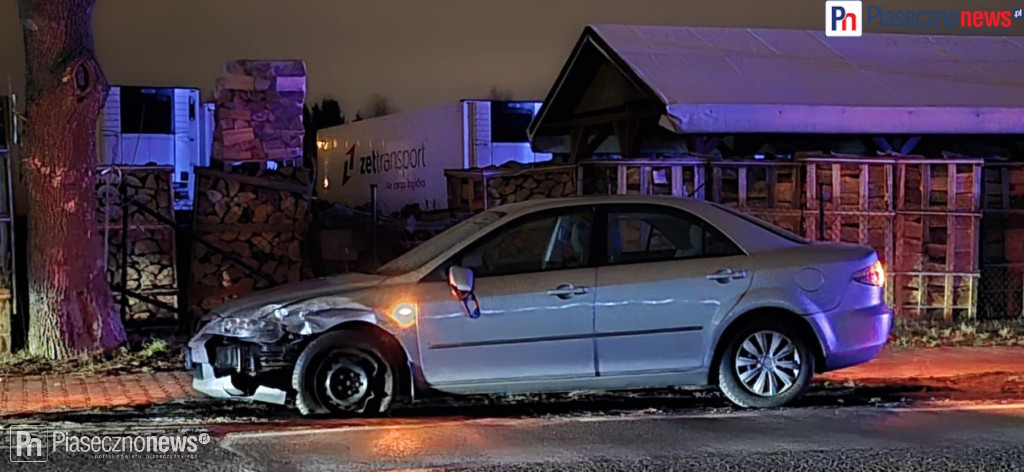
317,100,552,213
99,86,214,209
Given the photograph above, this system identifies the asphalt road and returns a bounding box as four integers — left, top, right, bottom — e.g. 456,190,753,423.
5,403,1024,471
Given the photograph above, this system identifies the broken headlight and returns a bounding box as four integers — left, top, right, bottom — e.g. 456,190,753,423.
214,316,281,341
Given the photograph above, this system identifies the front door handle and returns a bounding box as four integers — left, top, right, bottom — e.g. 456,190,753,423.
705,268,748,283
547,283,589,300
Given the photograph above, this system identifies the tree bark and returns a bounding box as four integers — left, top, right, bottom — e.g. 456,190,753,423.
19,0,125,358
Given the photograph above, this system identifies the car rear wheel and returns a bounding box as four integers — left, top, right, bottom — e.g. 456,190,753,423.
293,330,395,417
718,321,815,408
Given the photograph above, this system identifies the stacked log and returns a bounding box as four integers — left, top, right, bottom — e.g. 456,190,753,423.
446,163,577,211
95,166,178,323
213,60,306,162
189,166,312,316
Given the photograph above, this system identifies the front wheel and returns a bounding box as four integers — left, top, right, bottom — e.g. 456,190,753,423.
717,322,815,408
292,330,395,417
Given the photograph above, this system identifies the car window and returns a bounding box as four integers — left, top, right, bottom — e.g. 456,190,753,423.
456,207,593,277
606,206,742,264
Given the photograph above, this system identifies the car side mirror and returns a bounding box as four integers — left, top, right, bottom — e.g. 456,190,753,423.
448,265,480,319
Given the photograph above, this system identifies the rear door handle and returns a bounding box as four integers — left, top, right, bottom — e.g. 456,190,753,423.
547,283,589,300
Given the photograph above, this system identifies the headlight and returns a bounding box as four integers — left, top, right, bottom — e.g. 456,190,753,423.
215,317,281,341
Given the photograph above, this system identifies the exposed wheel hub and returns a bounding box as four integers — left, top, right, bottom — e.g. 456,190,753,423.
324,358,369,408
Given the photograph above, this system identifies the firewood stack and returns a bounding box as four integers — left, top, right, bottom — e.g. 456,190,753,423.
446,163,578,211
213,60,306,163
893,159,982,320
95,166,179,323
188,166,313,316
710,160,803,234
801,156,896,275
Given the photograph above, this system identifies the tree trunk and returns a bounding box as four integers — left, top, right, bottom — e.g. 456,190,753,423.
19,0,125,358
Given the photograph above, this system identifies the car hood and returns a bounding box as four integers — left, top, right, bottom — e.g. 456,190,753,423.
212,273,389,318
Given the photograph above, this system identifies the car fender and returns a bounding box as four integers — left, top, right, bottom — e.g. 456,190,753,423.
286,306,421,400
702,286,826,368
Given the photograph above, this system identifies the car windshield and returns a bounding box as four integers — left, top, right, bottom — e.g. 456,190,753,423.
376,210,507,275
710,202,809,244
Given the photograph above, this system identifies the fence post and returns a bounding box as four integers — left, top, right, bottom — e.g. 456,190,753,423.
818,182,825,241
119,182,129,322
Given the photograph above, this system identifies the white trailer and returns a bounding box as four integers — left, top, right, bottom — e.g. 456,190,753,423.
99,86,214,209
317,100,552,213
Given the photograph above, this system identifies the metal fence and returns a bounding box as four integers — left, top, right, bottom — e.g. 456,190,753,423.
977,264,1024,320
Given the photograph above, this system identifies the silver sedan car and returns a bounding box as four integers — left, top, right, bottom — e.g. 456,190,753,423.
186,195,892,415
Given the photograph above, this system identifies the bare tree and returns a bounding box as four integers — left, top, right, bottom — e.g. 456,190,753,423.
18,0,125,358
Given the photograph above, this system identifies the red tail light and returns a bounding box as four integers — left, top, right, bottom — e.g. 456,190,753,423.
853,261,885,287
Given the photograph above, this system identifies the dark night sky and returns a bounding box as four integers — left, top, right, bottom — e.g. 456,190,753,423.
2,0,1022,115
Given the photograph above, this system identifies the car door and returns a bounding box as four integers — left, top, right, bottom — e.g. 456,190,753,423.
416,205,597,388
594,204,752,376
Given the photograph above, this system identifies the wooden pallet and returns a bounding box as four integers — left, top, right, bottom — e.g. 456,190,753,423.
803,211,895,270
893,272,978,320
800,156,895,212
981,213,1024,265
445,164,578,212
744,210,803,236
896,158,983,213
578,157,708,199
981,161,1024,212
894,212,980,273
710,160,802,211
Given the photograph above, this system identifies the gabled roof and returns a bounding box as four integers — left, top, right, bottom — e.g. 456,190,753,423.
529,25,1024,138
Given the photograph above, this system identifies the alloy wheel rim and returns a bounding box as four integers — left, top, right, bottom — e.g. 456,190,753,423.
734,330,801,397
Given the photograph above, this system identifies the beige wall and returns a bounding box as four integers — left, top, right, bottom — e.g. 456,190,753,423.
1,0,1021,214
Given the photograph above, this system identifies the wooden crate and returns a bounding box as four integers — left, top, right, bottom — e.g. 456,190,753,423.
977,264,1024,320
896,158,983,213
894,212,979,273
893,272,978,320
746,210,803,236
800,156,895,212
578,157,708,199
981,161,1024,212
710,160,801,211
445,164,577,212
981,213,1024,265
803,212,894,269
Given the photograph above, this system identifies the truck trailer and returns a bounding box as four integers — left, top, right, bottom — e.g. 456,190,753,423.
316,100,552,214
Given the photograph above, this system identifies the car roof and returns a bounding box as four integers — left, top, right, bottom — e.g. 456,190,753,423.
492,195,715,217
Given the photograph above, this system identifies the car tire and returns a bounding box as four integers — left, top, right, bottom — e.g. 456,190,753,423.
717,321,815,408
292,330,395,417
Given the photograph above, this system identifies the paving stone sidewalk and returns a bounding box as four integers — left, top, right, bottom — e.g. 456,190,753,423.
0,371,194,417
1,347,1022,417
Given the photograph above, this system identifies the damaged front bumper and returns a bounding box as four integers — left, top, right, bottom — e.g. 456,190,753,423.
185,332,294,405
190,362,288,405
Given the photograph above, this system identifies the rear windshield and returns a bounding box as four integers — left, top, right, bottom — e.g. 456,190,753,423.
710,202,809,244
